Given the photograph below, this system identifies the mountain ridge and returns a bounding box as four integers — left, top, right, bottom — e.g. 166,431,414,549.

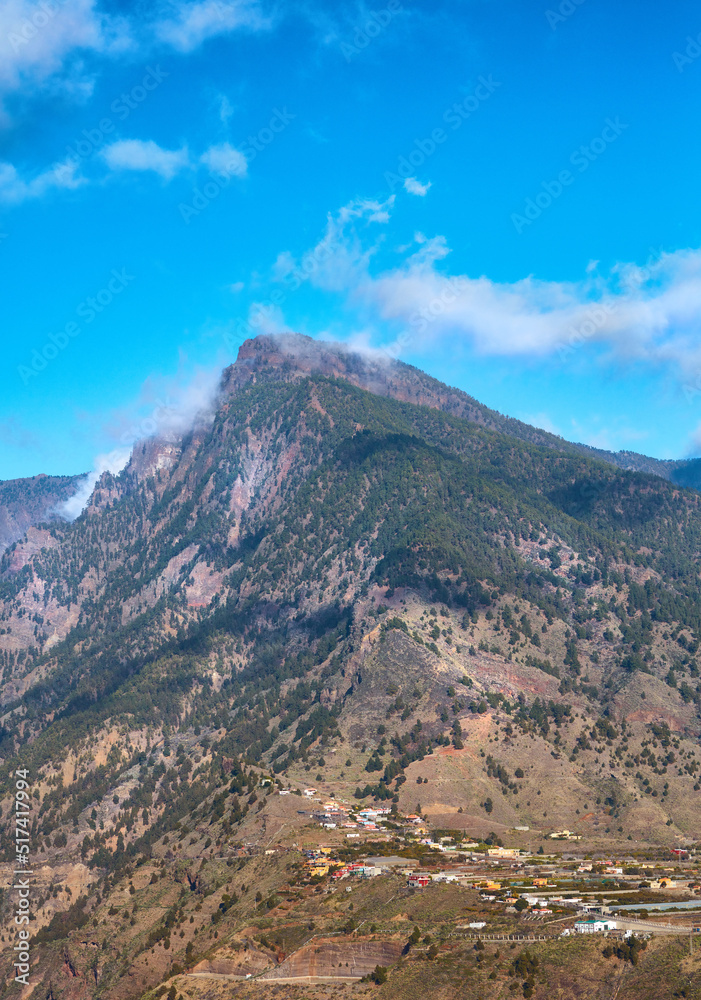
0,334,700,997
2,333,700,558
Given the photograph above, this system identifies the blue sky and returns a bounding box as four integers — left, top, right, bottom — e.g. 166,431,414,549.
2,0,701,481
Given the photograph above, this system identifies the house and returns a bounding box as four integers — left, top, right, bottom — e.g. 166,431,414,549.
303,788,317,798
487,847,520,858
358,866,382,878
407,875,430,888
650,878,676,889
309,865,330,877
532,878,549,887
574,919,614,934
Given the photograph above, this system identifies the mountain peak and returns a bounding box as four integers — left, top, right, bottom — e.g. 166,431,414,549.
222,334,698,489
224,332,401,392
222,332,491,417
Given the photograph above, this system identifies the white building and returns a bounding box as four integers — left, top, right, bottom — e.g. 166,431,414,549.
574,919,614,934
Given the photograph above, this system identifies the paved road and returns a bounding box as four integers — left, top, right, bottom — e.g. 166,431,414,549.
611,916,697,936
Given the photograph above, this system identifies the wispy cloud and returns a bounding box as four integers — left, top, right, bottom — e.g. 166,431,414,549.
101,139,190,180
0,416,41,451
0,0,131,120
403,176,431,196
57,361,224,520
200,141,247,178
0,157,85,204
0,136,248,208
366,244,701,377
0,0,272,124
520,412,561,437
278,192,701,386
56,447,131,521
152,0,272,53
105,361,223,448
272,195,395,294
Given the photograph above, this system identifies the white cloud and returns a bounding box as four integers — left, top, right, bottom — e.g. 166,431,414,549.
0,156,85,204
102,139,190,180
0,1,273,123
107,363,223,448
273,195,395,294
291,196,701,381
0,0,131,120
58,362,224,520
0,137,247,207
268,193,701,392
200,141,247,178
57,447,131,521
153,0,271,53
521,412,561,437
365,246,701,376
218,93,235,123
403,176,431,196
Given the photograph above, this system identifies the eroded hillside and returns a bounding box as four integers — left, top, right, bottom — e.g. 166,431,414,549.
1,335,701,998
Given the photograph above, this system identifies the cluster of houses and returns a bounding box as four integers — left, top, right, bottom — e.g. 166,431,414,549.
331,862,384,880
309,802,394,831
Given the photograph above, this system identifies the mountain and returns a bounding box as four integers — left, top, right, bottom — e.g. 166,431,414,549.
0,472,85,553
1,334,697,561
1,333,701,999
227,333,698,482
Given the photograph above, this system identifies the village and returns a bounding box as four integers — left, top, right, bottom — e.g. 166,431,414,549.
280,787,701,944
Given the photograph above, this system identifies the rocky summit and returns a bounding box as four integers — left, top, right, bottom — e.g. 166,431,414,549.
1,334,701,999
